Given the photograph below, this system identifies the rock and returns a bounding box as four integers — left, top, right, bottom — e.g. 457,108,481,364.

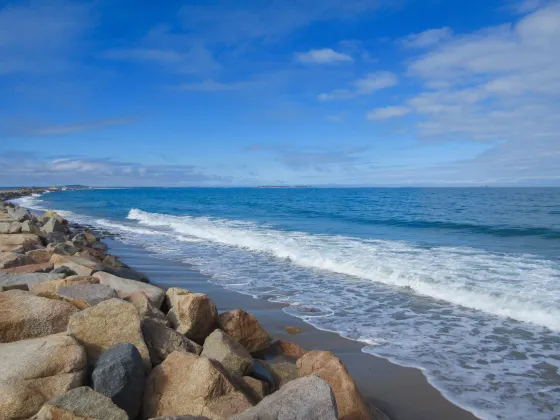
0,251,32,269
42,217,66,234
201,329,254,377
7,207,31,222
36,386,128,420
0,233,42,252
77,248,105,262
92,344,146,419
265,361,298,388
51,265,78,277
250,360,275,389
230,376,338,420
46,231,68,244
167,293,218,344
367,404,392,420
0,262,53,274
53,242,79,255
30,275,99,299
56,283,118,309
267,340,307,359
0,290,78,342
149,417,210,420
121,290,168,325
42,210,67,225
67,298,151,370
95,263,148,282
0,272,65,291
218,309,270,353
141,318,202,365
51,254,96,276
93,271,165,307
297,350,369,420
0,283,29,292
285,326,303,335
103,254,129,269
0,334,86,419
21,220,42,235
71,232,95,247
26,248,53,264
142,351,252,419
90,241,109,252
239,376,268,404
0,221,22,234
165,287,192,308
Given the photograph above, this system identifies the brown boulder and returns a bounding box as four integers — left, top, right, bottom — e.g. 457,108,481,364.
141,318,202,365
265,361,298,389
0,290,78,342
0,262,53,274
0,251,32,269
67,298,151,370
167,293,217,344
30,276,100,299
36,386,128,420
26,248,54,264
142,351,252,419
165,287,192,308
0,334,86,419
217,309,270,353
121,290,168,325
267,340,307,359
297,350,369,420
201,329,254,378
239,376,268,404
50,254,96,277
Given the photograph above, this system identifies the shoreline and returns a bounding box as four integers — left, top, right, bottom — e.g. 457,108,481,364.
1,188,479,420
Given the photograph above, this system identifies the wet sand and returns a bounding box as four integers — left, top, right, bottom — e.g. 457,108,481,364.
107,238,479,420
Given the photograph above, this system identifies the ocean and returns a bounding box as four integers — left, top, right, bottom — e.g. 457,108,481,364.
12,187,560,419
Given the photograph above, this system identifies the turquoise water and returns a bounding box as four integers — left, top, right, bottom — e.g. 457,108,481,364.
14,188,560,419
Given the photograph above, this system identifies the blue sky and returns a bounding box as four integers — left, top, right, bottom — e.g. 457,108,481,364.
1,0,559,186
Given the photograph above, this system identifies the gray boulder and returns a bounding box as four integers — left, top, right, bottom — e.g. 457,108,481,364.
201,329,253,377
56,284,118,309
92,343,146,419
251,360,275,389
95,264,149,282
230,376,338,420
51,265,78,277
141,318,202,365
46,231,68,244
7,207,30,222
42,218,66,234
52,242,79,255
0,272,65,289
103,254,129,269
36,386,127,420
71,232,93,247
21,220,42,235
0,222,22,234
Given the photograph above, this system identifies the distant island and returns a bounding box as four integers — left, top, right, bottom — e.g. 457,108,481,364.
256,185,313,188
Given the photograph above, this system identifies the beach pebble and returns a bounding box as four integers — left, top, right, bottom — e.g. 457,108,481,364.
167,292,218,344
92,343,146,419
0,290,78,342
35,386,128,420
201,329,254,377
142,351,252,420
297,350,369,420
141,318,202,366
230,376,338,420
218,309,270,353
67,298,151,371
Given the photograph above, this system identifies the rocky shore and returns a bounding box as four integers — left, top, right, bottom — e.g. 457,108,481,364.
0,189,387,420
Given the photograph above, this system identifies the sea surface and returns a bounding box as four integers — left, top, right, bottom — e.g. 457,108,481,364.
12,188,560,419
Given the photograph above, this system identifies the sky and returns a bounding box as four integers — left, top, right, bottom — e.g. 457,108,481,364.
0,0,559,187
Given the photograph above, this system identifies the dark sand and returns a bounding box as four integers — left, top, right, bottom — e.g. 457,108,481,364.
107,238,479,420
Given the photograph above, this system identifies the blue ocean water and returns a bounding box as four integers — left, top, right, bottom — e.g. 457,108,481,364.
13,188,560,419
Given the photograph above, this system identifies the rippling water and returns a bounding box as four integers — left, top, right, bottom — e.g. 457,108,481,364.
12,187,560,419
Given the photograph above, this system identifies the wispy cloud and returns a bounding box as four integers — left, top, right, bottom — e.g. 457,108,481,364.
295,48,353,64
367,106,410,120
401,27,452,48
25,118,138,137
174,80,253,92
318,71,398,101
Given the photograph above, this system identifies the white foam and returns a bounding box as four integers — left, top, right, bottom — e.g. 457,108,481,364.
127,208,560,331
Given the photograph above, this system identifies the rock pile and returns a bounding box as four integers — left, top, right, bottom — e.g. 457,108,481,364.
0,198,385,420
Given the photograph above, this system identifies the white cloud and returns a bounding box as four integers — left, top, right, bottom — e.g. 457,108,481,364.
319,71,398,101
295,48,353,64
367,106,410,120
401,27,452,48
